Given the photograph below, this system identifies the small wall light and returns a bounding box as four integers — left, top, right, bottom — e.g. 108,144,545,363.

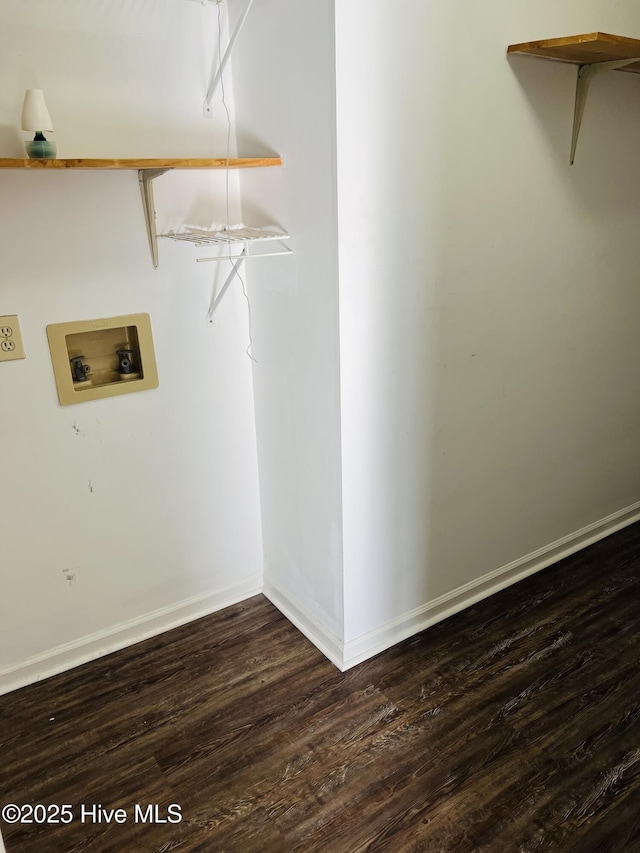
21,89,56,159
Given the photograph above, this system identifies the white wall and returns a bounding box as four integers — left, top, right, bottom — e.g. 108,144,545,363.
225,0,640,668
336,1,640,650
231,0,345,652
0,1,264,692
4,0,640,688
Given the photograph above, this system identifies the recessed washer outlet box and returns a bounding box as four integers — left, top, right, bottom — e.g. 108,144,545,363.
47,313,159,406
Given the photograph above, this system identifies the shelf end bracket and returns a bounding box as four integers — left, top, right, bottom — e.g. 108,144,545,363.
139,168,171,268
571,56,640,164
207,251,247,322
203,0,255,117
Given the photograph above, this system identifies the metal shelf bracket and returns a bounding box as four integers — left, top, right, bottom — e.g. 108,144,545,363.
571,56,640,164
203,239,292,322
207,251,247,322
203,0,255,117
139,168,171,268
159,229,292,322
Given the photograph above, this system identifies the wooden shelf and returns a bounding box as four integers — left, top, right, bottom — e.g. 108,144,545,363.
0,155,283,266
507,33,640,163
508,32,640,72
0,157,282,170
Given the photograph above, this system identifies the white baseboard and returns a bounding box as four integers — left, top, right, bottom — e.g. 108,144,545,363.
0,574,262,696
267,502,640,671
3,502,639,696
262,579,345,670
341,500,640,669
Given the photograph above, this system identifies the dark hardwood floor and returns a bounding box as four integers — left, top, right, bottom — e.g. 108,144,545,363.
1,523,640,852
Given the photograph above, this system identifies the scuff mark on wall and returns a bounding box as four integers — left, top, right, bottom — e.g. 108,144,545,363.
88,480,93,494
62,568,77,586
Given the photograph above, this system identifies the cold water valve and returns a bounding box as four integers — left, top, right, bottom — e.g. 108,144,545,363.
70,355,91,383
116,348,134,374
117,348,139,380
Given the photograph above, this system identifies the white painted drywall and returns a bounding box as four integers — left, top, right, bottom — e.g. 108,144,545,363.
4,0,640,687
336,1,640,642
0,2,264,687
224,0,640,663
231,0,345,642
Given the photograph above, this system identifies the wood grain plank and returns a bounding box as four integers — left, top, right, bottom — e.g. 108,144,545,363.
508,32,640,72
1,527,639,852
0,157,282,169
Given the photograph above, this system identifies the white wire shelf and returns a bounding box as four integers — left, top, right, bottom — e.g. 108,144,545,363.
161,227,293,322
160,227,292,262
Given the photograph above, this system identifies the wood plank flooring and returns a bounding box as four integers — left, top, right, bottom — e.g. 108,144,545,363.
1,523,639,852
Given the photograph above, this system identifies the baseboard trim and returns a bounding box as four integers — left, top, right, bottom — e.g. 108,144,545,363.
3,503,639,694
0,574,263,696
342,500,640,670
263,579,345,670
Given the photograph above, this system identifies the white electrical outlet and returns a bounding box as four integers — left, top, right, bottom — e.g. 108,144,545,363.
0,315,26,362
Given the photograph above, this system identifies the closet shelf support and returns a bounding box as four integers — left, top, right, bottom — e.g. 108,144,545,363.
204,0,255,117
571,56,640,163
207,251,247,322
139,168,171,268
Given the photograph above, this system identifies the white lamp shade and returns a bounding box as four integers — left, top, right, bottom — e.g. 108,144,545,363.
21,89,54,132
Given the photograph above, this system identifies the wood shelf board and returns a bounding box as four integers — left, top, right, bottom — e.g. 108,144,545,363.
0,157,283,170
507,32,640,73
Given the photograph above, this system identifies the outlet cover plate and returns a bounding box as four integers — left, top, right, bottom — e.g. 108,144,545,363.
0,315,26,361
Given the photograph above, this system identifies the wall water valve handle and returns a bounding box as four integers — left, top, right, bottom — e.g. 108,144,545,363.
70,356,90,383
116,349,135,374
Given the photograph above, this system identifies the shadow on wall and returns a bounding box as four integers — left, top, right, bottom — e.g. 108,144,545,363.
0,124,24,157
419,39,640,601
233,125,282,160
343,7,640,642
508,53,640,209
